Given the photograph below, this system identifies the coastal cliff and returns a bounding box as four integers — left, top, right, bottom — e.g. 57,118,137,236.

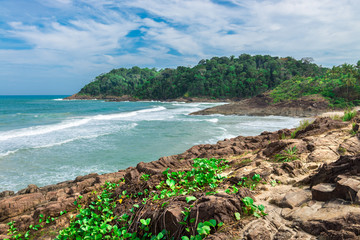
1,112,360,239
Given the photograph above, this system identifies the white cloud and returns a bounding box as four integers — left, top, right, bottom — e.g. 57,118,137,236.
2,0,360,94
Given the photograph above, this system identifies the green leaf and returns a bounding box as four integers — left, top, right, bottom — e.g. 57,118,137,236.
258,204,265,212
166,179,176,189
185,196,197,203
253,212,261,218
234,212,241,221
182,236,190,240
208,219,216,227
242,197,254,206
156,232,164,239
197,223,211,235
140,218,151,226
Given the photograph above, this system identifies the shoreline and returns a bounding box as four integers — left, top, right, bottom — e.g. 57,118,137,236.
1,113,360,239
65,93,356,118
64,93,235,103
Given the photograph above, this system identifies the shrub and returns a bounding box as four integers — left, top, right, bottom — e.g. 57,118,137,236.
342,110,357,121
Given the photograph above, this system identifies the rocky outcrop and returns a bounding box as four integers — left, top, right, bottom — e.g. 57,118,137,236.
1,116,360,239
0,172,125,239
191,94,331,117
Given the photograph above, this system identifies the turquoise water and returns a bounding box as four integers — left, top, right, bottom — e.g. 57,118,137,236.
0,96,302,192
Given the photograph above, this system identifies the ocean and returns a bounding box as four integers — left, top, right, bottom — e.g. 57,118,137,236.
0,96,302,192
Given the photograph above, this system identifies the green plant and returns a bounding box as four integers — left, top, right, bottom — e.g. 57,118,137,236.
252,174,261,182
5,221,29,240
270,180,277,187
181,219,219,240
291,119,312,138
350,122,359,136
234,212,241,221
342,110,357,121
141,174,150,181
338,146,347,155
241,197,267,218
53,159,230,239
237,175,262,191
274,146,299,162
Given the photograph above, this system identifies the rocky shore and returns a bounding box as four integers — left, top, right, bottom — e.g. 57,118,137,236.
1,113,360,239
191,94,332,117
66,93,334,117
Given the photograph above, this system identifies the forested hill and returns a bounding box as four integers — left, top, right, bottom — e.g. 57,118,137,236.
270,62,360,108
77,54,327,100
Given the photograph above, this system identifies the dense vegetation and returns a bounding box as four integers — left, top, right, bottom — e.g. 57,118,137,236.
5,158,267,239
78,54,326,100
270,62,360,108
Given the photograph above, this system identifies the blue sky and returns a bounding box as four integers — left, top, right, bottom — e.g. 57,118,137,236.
1,0,360,95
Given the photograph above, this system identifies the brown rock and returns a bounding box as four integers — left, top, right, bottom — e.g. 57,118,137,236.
190,194,242,224
311,183,337,201
18,184,40,195
277,190,311,209
0,193,45,221
0,191,14,199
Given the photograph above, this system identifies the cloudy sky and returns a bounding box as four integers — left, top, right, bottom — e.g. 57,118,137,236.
1,0,360,95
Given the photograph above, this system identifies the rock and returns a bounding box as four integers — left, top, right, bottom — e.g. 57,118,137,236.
0,114,357,239
307,148,339,163
191,94,330,117
0,193,45,221
339,137,360,155
276,190,311,209
18,184,40,195
311,183,336,201
294,117,348,138
124,168,140,183
74,173,98,182
335,175,360,203
0,191,14,199
243,219,273,240
310,155,360,187
163,205,184,237
281,160,307,177
190,194,243,224
297,212,360,239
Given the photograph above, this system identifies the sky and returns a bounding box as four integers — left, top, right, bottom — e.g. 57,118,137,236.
1,0,360,95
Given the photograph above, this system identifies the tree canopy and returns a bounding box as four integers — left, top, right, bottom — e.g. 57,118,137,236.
78,54,326,100
270,63,360,108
